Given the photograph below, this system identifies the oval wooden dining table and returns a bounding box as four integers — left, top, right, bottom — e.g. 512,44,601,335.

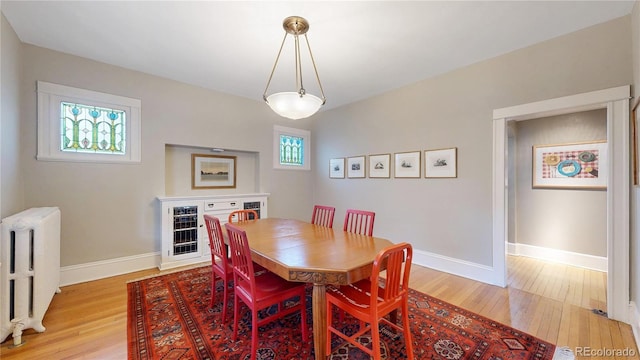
229,218,394,360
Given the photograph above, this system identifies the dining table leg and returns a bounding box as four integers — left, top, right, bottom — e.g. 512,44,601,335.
312,283,327,359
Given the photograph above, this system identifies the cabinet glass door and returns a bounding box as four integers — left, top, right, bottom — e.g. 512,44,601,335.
172,206,199,256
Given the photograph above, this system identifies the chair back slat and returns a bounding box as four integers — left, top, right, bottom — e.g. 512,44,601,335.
311,205,336,228
343,209,375,236
228,209,258,223
225,223,256,291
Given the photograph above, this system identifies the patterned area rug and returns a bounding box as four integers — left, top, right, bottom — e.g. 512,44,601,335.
127,266,557,360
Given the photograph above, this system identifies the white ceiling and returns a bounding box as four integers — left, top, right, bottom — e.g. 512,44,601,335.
1,1,635,112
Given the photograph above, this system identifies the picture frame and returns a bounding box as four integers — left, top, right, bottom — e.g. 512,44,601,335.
532,141,607,189
329,158,345,178
368,153,391,178
347,156,366,178
424,147,457,178
394,151,421,178
191,154,236,189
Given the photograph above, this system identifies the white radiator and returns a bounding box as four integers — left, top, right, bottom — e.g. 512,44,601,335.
0,207,61,346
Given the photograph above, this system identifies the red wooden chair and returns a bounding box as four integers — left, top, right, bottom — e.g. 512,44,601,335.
326,242,414,360
311,205,335,228
225,223,308,360
203,215,233,322
228,209,258,223
343,209,375,236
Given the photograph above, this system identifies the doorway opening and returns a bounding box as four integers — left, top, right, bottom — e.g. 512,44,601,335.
506,110,608,312
492,86,630,323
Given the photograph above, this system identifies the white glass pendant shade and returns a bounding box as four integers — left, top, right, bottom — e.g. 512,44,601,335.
266,92,323,120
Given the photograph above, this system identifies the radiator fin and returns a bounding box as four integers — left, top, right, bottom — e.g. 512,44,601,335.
29,229,34,271
9,231,15,274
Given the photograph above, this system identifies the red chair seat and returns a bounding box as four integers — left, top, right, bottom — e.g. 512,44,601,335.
213,257,233,272
235,271,305,305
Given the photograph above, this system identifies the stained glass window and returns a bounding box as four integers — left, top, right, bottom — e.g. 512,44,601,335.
273,125,309,170
280,134,304,166
61,102,126,154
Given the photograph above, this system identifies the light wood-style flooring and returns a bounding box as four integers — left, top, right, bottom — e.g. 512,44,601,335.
0,256,636,359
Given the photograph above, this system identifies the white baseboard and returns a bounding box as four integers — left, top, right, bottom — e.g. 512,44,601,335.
507,242,607,272
59,252,160,286
58,244,605,290
412,248,503,287
61,249,502,290
631,302,640,350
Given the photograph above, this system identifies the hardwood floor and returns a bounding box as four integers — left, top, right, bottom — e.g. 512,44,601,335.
0,256,636,359
507,255,607,312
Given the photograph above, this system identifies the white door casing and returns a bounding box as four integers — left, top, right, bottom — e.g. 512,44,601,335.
492,86,630,323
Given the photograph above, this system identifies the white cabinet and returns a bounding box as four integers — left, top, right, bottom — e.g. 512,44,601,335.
158,193,269,270
159,200,207,270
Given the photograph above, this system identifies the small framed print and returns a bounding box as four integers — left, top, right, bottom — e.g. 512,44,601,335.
347,156,366,178
329,158,345,178
192,154,237,189
369,153,391,178
394,151,421,178
425,147,457,178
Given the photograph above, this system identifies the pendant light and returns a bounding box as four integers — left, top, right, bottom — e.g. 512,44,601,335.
263,16,326,120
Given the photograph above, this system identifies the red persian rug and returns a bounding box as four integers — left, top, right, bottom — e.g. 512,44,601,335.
127,266,557,360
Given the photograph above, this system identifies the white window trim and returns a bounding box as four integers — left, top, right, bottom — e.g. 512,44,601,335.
37,81,141,163
273,125,310,170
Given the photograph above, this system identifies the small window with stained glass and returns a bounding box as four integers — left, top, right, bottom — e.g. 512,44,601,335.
61,102,126,154
37,81,141,163
273,125,310,170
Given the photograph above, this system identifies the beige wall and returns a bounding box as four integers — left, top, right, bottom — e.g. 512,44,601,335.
513,110,607,257
16,43,314,267
1,14,24,218
313,16,631,267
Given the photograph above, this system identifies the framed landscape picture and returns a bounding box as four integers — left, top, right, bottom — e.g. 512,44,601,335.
532,141,607,189
369,153,391,178
394,151,421,178
329,158,345,178
347,156,366,178
424,147,457,178
191,154,236,189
